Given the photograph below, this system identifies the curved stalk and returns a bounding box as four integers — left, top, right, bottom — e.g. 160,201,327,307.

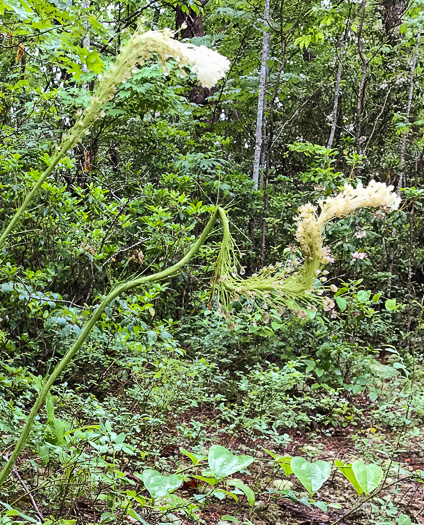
0,207,221,487
0,140,72,250
0,182,401,486
0,27,229,252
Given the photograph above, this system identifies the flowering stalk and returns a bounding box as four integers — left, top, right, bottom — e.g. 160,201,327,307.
0,207,222,487
0,27,230,251
0,182,400,485
212,181,401,317
0,28,230,484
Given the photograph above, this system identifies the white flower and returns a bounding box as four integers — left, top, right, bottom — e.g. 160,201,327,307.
330,284,338,293
295,181,400,267
352,251,368,260
296,310,308,319
354,230,366,238
323,297,335,311
179,44,230,88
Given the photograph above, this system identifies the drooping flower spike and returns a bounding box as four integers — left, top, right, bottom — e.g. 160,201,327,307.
0,26,230,250
212,181,401,316
61,27,231,151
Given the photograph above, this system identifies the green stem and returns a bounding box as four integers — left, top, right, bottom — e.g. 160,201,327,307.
0,141,71,251
0,207,222,487
218,207,231,242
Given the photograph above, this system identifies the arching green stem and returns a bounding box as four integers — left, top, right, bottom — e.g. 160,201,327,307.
0,27,230,252
0,140,73,250
0,207,224,487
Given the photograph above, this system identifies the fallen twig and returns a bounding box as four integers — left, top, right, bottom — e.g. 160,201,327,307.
2,455,45,523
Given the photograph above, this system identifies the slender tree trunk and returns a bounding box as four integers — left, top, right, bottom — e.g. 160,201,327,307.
82,0,90,74
355,0,368,155
252,0,271,190
397,28,421,193
327,29,348,149
260,151,270,266
387,29,420,297
260,38,287,266
406,154,419,341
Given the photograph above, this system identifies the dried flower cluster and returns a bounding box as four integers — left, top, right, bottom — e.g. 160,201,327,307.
212,182,400,321
59,26,230,153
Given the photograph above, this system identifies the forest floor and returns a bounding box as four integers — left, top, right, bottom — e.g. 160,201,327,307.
6,383,424,525
173,417,424,525
107,402,424,525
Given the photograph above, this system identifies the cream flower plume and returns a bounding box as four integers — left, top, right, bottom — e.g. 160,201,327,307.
61,27,230,149
212,182,400,316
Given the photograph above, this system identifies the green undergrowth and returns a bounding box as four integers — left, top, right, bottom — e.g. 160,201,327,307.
1,305,424,524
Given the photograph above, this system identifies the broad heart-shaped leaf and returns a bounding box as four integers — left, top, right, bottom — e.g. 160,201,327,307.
290,457,331,495
228,479,255,506
334,460,363,496
351,460,383,495
142,469,183,499
208,445,254,479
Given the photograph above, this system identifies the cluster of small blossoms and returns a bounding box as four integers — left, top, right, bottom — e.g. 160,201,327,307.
321,246,335,265
319,180,401,220
352,251,368,260
354,230,367,238
323,296,335,311
177,42,231,88
58,27,230,153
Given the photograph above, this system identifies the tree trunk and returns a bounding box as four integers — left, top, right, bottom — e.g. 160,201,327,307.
355,0,368,156
387,29,420,297
82,0,90,74
327,29,348,149
176,6,212,108
397,28,421,194
260,37,287,266
176,6,205,39
252,0,271,190
406,155,419,341
381,0,409,36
